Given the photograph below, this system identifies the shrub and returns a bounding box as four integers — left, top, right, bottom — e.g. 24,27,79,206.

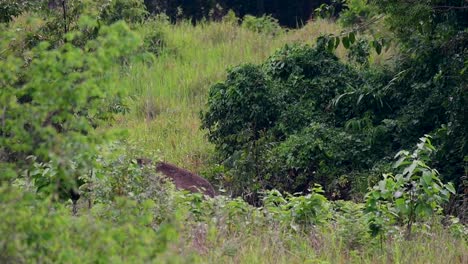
365,136,456,238
0,19,142,197
347,37,371,65
266,122,369,196
99,0,148,24
136,16,169,56
201,64,278,156
0,0,41,23
222,9,239,25
262,185,331,230
332,200,371,249
0,186,178,263
339,0,378,27
241,14,281,35
202,44,375,200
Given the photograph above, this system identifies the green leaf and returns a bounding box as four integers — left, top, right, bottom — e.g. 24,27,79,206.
328,38,336,51
394,155,407,168
378,180,386,192
348,32,355,44
395,198,407,213
334,37,340,48
415,203,433,217
373,40,382,54
342,36,350,49
446,183,456,195
403,161,417,177
422,172,432,185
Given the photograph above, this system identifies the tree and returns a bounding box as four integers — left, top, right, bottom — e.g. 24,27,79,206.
0,18,142,200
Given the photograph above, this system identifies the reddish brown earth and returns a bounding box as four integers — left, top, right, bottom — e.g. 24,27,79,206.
137,158,216,197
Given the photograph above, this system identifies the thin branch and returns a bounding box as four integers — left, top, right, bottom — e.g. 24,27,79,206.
432,5,468,11
62,0,68,35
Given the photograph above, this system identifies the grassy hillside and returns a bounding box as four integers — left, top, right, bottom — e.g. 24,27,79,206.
96,20,465,263
1,3,466,262
114,19,355,173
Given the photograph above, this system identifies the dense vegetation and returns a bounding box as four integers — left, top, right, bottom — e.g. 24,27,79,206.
0,0,466,263
202,0,468,207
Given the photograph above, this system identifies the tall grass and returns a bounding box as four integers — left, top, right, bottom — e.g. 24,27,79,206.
157,221,467,264
114,18,394,173
113,19,351,172
103,20,466,263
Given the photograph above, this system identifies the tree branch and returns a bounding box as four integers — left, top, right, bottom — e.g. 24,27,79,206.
432,5,468,11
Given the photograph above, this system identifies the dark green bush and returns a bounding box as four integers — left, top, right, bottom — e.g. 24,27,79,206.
202,44,380,200
202,64,278,156
0,0,42,23
100,0,148,24
266,123,370,196
203,23,466,203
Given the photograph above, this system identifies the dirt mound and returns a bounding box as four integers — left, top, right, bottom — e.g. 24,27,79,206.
137,158,216,197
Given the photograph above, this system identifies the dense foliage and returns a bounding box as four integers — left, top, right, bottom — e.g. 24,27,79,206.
1,19,142,197
370,0,468,188
203,0,467,207
365,136,456,238
0,0,466,262
202,44,390,200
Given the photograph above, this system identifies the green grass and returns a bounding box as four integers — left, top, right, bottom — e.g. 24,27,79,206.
113,18,393,173
157,221,467,264
98,19,467,264
114,21,280,172
112,19,344,172
2,13,464,264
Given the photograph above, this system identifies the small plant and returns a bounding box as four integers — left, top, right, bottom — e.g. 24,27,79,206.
222,9,238,25
241,14,281,35
262,185,331,230
365,136,456,239
332,201,371,249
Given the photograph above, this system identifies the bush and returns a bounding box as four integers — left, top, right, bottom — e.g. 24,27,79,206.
339,0,378,27
266,123,369,196
100,0,148,24
0,0,41,23
202,44,378,200
0,186,178,263
241,14,281,35
332,200,371,249
0,19,142,197
93,142,177,224
202,64,278,156
263,185,331,229
365,136,456,238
